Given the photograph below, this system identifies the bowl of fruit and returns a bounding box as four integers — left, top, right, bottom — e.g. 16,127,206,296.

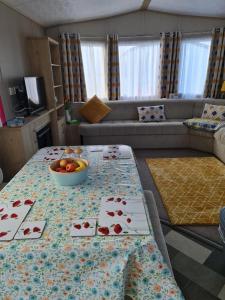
49,158,89,186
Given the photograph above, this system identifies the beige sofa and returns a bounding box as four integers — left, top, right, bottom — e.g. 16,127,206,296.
71,98,225,155
214,128,225,163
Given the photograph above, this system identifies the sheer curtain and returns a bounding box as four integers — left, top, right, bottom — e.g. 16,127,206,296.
119,40,160,100
178,37,211,98
81,41,107,100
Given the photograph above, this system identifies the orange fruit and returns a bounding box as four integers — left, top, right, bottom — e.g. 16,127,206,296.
59,159,67,168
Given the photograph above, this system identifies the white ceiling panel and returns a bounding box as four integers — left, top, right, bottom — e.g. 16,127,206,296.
149,0,225,18
1,0,142,26
1,0,225,28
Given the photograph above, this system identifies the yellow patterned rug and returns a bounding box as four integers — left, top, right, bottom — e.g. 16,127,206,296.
146,157,225,225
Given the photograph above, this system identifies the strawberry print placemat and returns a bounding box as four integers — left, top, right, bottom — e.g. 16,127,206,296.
98,196,150,236
0,145,183,299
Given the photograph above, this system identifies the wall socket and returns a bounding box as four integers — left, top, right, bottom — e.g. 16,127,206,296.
8,87,16,96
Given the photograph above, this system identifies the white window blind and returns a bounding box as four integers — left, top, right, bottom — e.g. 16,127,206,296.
178,37,211,98
81,41,107,100
119,40,160,100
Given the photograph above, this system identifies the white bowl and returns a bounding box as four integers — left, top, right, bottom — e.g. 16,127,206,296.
49,158,89,186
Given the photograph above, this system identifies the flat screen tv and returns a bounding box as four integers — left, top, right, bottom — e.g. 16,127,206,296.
24,77,46,115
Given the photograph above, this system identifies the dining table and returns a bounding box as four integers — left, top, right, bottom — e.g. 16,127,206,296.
0,145,183,300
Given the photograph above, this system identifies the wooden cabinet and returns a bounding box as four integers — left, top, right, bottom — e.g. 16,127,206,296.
0,111,51,180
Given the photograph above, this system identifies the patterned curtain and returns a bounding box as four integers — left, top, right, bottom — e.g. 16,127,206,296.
107,34,120,100
59,33,87,102
159,32,181,98
204,28,225,99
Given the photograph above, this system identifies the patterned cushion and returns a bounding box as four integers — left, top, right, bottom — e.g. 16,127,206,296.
137,105,166,122
183,118,224,132
201,104,225,121
79,95,111,124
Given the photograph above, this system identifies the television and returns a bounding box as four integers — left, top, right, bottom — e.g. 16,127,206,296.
24,77,46,115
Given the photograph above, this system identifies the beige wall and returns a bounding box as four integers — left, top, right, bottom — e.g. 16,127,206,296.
0,7,224,119
46,10,225,39
0,2,44,120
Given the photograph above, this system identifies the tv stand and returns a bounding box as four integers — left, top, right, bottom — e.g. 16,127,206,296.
32,112,41,117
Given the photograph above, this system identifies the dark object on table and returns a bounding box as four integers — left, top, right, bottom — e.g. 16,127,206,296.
7,117,25,127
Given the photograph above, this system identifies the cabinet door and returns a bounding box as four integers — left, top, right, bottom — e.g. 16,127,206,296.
0,129,26,180
21,126,38,161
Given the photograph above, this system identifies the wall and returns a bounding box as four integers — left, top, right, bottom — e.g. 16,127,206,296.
46,10,225,39
0,2,44,120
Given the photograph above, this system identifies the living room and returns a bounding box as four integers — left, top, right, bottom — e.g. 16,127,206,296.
0,0,225,299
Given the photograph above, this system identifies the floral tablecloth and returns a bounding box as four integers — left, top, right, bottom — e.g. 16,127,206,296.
0,146,183,300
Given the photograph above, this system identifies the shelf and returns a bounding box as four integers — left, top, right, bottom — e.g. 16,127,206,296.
51,64,61,67
28,36,64,146
22,109,53,127
56,103,64,110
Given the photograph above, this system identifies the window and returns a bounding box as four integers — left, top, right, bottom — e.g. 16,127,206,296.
178,37,211,98
81,41,107,99
119,40,160,100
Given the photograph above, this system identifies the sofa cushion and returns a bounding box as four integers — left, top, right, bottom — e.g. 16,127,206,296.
137,105,166,122
183,118,224,132
193,99,225,118
201,103,225,121
79,120,188,136
79,96,111,123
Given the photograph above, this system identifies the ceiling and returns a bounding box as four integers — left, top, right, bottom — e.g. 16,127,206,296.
1,0,225,27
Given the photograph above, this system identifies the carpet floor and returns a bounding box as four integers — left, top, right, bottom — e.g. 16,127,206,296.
146,156,225,225
134,149,225,300
134,148,222,247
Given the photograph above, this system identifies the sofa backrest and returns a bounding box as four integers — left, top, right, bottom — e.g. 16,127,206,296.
71,99,225,121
